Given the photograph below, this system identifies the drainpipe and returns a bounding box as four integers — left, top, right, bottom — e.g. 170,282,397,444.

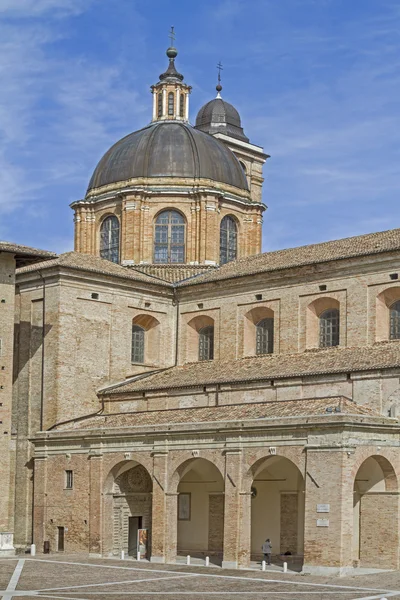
172,286,179,366
37,271,46,432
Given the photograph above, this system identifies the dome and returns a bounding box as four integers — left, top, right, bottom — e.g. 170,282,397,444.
87,121,248,193
195,98,249,142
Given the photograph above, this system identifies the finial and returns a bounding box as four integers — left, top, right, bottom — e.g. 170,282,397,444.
216,61,223,97
167,26,177,58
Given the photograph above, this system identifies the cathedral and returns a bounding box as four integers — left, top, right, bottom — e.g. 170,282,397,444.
0,41,400,575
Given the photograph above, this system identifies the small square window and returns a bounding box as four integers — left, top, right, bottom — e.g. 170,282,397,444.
65,470,73,489
91,293,99,300
197,303,204,309
390,273,399,280
255,294,262,301
319,285,327,291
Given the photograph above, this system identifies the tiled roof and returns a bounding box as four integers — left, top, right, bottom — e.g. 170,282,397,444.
100,342,400,394
179,228,400,287
54,397,381,431
131,263,216,283
17,252,171,287
0,241,56,267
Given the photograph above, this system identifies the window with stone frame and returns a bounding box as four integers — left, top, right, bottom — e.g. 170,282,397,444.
154,210,185,263
220,215,238,265
256,317,274,354
65,470,73,489
179,94,184,117
390,300,400,340
168,92,174,116
157,92,163,117
131,324,145,363
199,326,214,361
100,215,120,263
319,308,340,347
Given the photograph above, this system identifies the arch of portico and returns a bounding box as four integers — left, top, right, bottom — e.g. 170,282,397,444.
102,459,153,558
165,457,225,563
353,454,399,569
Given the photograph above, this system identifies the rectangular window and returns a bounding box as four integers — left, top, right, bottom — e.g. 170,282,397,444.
65,470,73,489
178,493,191,521
57,526,65,551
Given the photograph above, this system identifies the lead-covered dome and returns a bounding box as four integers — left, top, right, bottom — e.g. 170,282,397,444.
87,121,248,192
195,97,249,142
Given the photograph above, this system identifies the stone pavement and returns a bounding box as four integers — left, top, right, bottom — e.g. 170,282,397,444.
0,555,398,600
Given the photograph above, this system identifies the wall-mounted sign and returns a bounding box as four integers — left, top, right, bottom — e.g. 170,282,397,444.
317,519,329,527
317,504,330,513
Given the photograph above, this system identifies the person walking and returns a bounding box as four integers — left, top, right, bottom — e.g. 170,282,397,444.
262,538,272,565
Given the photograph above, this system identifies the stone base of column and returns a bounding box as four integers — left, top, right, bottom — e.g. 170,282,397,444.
89,553,102,558
0,533,14,556
222,560,238,569
302,564,354,577
150,555,166,564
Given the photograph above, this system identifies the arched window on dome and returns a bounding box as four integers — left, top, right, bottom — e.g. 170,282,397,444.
239,160,247,174
154,210,185,263
319,308,340,348
390,300,400,340
180,94,184,117
199,326,214,361
131,324,145,363
157,93,163,117
256,318,274,355
220,215,238,265
168,92,174,116
100,215,120,264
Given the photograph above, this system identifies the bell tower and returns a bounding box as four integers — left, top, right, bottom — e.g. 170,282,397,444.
151,27,192,122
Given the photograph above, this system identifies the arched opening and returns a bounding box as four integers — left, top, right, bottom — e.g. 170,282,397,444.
220,215,238,265
306,297,340,349
186,315,215,362
131,314,160,365
250,456,304,569
103,461,153,558
243,307,274,356
174,458,224,564
376,287,400,341
168,92,174,116
154,210,185,264
100,215,120,264
157,93,163,117
353,455,398,569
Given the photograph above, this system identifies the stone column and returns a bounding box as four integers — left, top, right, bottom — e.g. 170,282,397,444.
222,449,242,569
150,451,168,563
33,456,47,553
303,447,353,575
88,453,103,557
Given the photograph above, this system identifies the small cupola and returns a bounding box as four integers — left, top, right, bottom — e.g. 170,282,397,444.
194,66,249,142
150,28,192,122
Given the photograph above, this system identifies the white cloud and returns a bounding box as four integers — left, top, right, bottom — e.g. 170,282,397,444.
0,0,90,17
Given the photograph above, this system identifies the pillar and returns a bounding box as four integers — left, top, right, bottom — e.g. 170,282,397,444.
222,449,242,569
303,448,353,575
33,456,47,553
150,451,168,563
88,453,103,557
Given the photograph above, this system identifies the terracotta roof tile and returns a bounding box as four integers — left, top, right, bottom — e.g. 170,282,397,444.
131,263,216,283
179,228,400,286
55,397,381,431
101,342,400,394
17,251,171,286
0,241,56,267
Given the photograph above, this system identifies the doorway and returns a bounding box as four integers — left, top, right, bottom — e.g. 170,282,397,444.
128,516,142,557
57,526,65,552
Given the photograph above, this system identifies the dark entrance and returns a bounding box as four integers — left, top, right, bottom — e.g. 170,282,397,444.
128,516,142,557
57,526,65,552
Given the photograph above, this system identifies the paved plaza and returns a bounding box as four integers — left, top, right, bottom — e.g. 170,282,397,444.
0,556,399,600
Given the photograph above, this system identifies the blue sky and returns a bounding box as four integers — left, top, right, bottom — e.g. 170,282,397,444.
1,0,400,253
